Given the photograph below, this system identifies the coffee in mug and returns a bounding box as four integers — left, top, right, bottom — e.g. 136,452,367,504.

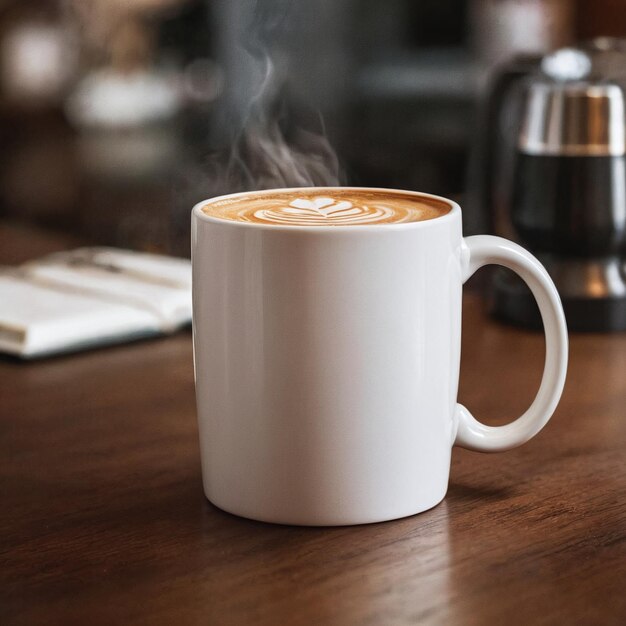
202,188,450,226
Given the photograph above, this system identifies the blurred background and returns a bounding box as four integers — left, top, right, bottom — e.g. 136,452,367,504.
0,0,624,256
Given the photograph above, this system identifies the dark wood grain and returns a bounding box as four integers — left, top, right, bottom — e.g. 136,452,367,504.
1,224,625,625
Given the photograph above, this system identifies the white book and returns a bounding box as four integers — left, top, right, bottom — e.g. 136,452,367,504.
0,248,191,358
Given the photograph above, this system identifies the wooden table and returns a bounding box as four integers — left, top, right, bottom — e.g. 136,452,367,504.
1,224,625,625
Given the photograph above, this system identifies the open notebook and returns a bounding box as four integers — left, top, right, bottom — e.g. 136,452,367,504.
0,248,191,358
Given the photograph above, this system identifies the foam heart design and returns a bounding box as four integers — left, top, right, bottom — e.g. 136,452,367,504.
288,197,355,217
246,194,409,225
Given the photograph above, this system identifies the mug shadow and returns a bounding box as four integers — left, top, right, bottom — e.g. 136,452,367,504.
447,481,516,503
200,497,455,623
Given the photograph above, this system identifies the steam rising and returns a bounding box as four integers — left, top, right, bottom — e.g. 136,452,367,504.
219,68,342,190
211,5,343,193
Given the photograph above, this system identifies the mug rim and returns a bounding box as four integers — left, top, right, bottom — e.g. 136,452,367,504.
192,187,461,232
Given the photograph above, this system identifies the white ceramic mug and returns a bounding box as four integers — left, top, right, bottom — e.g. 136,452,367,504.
192,188,568,526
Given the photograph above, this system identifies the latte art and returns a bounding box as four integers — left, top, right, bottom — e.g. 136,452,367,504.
253,196,400,225
202,189,450,226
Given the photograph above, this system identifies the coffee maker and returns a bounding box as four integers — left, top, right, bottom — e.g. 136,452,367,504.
474,39,626,331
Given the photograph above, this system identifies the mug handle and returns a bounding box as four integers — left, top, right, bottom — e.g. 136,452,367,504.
454,235,568,452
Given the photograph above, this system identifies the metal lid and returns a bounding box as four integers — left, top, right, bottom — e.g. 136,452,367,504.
518,40,626,157
519,81,626,157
